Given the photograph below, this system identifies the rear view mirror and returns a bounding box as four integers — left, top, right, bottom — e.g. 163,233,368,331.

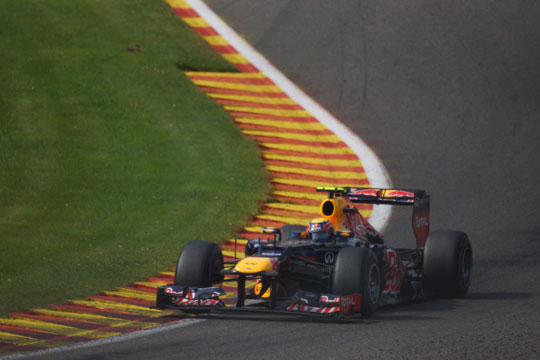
263,227,281,235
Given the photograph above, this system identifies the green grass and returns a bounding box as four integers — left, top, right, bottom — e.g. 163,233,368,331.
0,0,269,315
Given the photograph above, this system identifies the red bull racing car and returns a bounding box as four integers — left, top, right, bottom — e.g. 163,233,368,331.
155,187,472,318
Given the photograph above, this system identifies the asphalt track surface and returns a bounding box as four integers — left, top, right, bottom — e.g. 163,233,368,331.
29,1,540,359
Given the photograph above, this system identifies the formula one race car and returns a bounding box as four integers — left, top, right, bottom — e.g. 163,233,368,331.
155,187,472,318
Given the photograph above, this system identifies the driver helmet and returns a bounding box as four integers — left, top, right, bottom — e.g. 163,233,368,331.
307,218,334,242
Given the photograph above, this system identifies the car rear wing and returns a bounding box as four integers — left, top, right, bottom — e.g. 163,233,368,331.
317,187,430,247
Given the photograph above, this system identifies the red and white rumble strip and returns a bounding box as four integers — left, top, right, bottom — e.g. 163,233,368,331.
0,1,390,356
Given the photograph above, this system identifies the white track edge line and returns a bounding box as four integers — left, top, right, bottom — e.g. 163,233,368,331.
186,0,393,231
2,319,204,360
1,4,393,358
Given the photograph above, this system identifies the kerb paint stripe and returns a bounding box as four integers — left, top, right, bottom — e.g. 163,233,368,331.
0,0,392,356
183,0,392,229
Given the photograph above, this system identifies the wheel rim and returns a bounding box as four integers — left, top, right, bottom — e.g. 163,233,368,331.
461,246,472,285
368,263,380,303
209,248,224,285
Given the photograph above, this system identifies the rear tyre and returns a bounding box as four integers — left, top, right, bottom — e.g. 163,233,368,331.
423,230,472,298
174,240,224,287
332,247,381,318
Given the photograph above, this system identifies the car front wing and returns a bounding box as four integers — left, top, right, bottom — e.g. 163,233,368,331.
155,285,362,318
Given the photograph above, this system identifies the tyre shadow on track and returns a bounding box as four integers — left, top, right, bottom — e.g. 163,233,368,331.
159,307,437,324
467,292,534,300
163,312,439,324
161,312,369,324
374,291,535,318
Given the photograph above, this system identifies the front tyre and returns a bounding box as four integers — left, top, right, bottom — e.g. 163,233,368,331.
174,240,224,287
423,230,472,298
332,247,381,318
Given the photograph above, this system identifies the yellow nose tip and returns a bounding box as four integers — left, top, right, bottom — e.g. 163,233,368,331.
234,257,274,274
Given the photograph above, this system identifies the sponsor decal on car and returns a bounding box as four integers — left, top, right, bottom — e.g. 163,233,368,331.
324,251,335,264
339,294,362,314
383,249,406,295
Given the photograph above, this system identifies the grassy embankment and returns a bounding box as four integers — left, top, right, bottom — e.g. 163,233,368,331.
0,0,269,315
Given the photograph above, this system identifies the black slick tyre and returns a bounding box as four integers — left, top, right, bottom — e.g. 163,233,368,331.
332,247,381,318
423,230,472,298
174,240,224,287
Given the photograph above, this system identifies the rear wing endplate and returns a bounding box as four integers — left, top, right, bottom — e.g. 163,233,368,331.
317,187,430,247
